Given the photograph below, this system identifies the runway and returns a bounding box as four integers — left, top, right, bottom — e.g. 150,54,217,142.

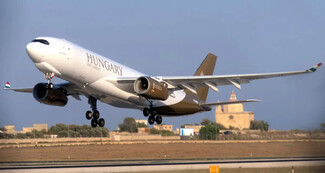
1,157,324,172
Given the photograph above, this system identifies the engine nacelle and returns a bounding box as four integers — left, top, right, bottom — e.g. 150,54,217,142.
33,83,68,106
134,77,169,100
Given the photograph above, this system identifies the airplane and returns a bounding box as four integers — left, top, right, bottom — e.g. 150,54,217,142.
4,37,322,128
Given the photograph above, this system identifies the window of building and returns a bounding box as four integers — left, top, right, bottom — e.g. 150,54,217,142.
229,115,234,120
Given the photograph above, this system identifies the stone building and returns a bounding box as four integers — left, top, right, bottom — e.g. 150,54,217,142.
22,127,34,133
153,124,173,131
215,91,254,130
3,124,48,134
33,124,48,132
137,127,149,134
4,125,16,134
184,125,202,135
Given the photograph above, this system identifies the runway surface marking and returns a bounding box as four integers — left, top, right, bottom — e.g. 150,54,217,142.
1,157,324,173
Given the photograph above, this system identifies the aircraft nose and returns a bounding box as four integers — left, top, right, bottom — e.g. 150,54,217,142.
26,42,42,63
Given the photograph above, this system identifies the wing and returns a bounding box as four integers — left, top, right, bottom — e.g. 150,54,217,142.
3,82,83,100
199,99,260,111
159,63,322,91
3,82,33,93
200,99,261,107
4,88,33,93
117,63,322,93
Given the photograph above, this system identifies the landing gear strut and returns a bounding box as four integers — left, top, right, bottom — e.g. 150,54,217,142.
44,72,55,89
86,96,105,128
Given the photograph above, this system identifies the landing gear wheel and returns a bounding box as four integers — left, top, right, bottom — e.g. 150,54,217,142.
85,111,92,120
148,115,155,125
91,119,98,128
150,110,157,116
143,108,150,117
93,110,100,119
87,96,102,128
46,83,54,89
155,115,162,124
98,118,105,127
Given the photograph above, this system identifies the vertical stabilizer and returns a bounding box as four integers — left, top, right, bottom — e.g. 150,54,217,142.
194,53,217,101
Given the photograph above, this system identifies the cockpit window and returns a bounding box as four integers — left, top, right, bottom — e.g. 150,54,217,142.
32,39,50,45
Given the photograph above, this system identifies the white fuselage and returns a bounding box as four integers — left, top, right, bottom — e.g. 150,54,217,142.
26,37,187,111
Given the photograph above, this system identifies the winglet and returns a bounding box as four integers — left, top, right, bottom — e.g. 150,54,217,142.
307,62,322,72
4,82,11,89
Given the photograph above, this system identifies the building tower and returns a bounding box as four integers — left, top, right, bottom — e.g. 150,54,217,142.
215,91,254,130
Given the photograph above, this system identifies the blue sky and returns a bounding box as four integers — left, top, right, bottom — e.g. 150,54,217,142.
0,1,324,131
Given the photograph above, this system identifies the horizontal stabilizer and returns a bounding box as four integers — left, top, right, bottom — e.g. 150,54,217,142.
200,99,260,107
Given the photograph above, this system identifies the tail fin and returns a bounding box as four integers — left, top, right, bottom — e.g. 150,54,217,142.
194,53,217,101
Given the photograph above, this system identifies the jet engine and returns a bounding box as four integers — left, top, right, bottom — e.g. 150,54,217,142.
33,83,68,106
134,77,169,100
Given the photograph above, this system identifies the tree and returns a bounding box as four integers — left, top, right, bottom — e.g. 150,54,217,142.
79,129,90,137
0,127,6,132
48,123,68,134
30,130,44,138
201,119,213,126
136,122,147,128
148,128,174,136
200,119,226,130
216,123,227,130
250,120,269,131
119,117,137,133
262,121,269,131
0,133,14,139
160,130,174,136
321,123,325,130
48,124,109,137
199,123,219,140
17,133,27,139
58,131,68,137
149,128,160,134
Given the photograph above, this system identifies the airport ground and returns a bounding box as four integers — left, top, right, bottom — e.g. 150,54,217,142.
1,158,324,173
0,140,324,161
1,140,325,172
151,167,325,173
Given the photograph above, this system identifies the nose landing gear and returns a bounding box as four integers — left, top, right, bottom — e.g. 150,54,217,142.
44,72,55,89
86,96,105,128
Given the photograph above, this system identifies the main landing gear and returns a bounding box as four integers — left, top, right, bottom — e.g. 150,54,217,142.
143,107,162,125
85,96,105,128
